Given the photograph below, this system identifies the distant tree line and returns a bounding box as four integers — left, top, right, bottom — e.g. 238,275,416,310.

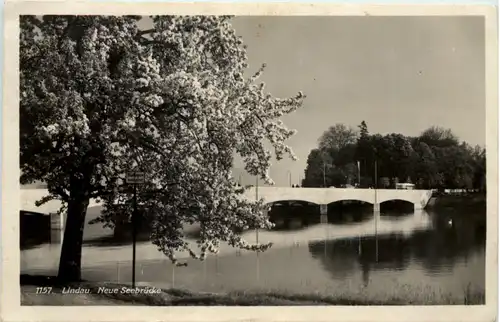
302,122,486,191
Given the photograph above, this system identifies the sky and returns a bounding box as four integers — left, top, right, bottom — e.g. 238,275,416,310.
138,16,485,187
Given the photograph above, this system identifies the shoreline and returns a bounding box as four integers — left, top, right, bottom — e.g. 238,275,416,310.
20,275,484,306
426,194,486,211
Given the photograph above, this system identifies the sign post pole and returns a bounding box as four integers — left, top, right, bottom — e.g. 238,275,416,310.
132,183,137,288
255,176,259,283
126,171,145,289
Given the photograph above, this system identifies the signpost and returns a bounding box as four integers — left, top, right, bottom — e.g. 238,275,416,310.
126,171,145,288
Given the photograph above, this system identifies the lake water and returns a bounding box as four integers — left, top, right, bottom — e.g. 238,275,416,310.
21,205,486,303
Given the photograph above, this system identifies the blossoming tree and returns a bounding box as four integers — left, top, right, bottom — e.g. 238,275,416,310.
20,15,305,281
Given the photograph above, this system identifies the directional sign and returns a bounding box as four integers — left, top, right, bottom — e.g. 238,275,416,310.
126,171,145,185
320,204,328,215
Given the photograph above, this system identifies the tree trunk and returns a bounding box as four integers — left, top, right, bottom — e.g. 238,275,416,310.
57,194,90,282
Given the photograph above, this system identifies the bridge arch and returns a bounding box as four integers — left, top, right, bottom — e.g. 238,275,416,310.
324,194,376,204
326,199,374,206
377,196,415,204
326,199,376,224
265,200,320,231
379,199,415,213
264,199,320,207
379,198,415,204
258,194,325,205
20,210,52,248
376,189,426,205
266,200,320,216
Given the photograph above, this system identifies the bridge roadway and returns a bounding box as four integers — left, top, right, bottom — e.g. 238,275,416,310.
242,187,433,212
21,187,432,214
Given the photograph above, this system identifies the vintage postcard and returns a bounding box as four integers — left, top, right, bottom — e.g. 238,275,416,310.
1,1,498,322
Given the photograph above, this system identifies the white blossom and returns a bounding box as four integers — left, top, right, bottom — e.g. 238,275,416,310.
20,15,305,265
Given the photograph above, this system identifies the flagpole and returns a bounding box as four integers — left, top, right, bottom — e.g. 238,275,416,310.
323,163,326,187
357,161,361,187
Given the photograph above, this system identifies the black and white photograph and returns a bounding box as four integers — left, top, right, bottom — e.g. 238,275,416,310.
1,2,498,322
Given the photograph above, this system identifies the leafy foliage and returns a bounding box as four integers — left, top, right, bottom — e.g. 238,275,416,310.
304,122,485,190
318,123,358,152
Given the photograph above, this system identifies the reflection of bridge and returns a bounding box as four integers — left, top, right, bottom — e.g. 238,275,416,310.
242,187,433,212
248,210,432,245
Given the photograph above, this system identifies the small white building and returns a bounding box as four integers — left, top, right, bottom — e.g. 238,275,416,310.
395,183,415,190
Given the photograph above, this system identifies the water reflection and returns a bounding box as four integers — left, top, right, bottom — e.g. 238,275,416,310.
268,200,375,230
308,210,485,287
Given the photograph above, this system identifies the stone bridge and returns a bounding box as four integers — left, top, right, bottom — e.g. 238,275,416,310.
242,187,433,212
20,187,432,241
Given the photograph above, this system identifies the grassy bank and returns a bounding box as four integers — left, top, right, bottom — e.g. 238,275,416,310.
20,275,484,306
429,193,486,211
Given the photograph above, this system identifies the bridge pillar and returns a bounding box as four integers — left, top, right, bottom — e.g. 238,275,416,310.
373,203,380,222
320,204,328,224
413,202,422,211
49,212,64,244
